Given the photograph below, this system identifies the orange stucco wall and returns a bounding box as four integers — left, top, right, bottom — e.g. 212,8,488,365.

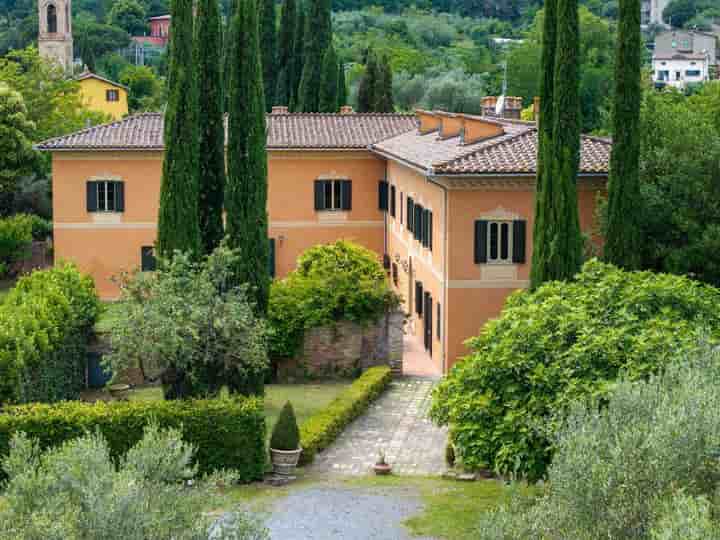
51,150,387,299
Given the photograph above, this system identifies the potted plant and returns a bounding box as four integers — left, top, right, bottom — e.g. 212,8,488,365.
269,401,302,476
373,450,392,475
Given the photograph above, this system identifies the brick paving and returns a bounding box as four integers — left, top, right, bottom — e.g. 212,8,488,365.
309,373,448,477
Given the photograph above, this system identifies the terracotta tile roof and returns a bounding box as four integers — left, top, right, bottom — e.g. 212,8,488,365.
372,120,611,175
36,112,418,151
76,71,129,91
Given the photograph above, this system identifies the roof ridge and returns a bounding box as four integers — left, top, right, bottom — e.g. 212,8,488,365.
582,134,612,144
431,126,536,170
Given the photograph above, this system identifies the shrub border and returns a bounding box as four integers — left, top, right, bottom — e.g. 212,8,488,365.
299,366,392,465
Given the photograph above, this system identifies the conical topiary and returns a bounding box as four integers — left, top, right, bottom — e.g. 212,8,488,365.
270,401,300,451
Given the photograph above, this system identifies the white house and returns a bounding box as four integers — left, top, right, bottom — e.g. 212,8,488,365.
653,53,711,89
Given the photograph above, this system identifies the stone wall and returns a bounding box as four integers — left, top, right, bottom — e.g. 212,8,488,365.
277,311,405,380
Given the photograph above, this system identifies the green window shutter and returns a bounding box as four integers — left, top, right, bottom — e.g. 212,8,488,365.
114,182,125,212
390,185,396,217
86,181,98,212
408,197,414,232
269,238,276,278
415,281,424,317
341,180,352,210
314,180,325,211
512,220,527,264
428,210,433,251
378,180,389,211
475,220,488,264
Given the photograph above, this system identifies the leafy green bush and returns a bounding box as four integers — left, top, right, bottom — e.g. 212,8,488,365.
476,344,720,539
0,395,266,483
26,214,52,240
269,241,400,359
0,424,269,540
300,366,392,465
0,214,33,275
431,260,720,480
105,245,268,398
0,263,100,406
270,401,300,451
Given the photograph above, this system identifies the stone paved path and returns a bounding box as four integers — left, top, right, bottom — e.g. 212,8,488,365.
309,376,448,476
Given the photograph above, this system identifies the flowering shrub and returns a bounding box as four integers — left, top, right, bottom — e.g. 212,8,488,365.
476,344,720,539
0,263,100,406
0,424,268,540
268,241,400,359
431,260,720,480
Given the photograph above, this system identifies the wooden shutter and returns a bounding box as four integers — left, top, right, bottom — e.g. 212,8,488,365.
512,220,527,264
314,180,325,210
86,181,98,212
428,211,433,251
114,181,125,212
423,209,431,247
474,220,488,264
407,197,414,232
415,205,423,241
390,185,396,217
378,180,389,211
437,302,441,340
141,246,157,272
415,281,423,316
269,238,276,278
341,180,352,210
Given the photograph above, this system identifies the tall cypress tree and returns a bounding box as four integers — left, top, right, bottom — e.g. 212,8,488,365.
276,0,297,107
158,0,200,259
290,2,306,111
605,0,642,269
374,54,394,113
318,43,339,112
337,60,348,108
223,0,238,113
530,0,558,289
297,0,331,112
261,0,278,111
357,49,378,113
546,0,583,281
195,0,225,255
226,0,270,315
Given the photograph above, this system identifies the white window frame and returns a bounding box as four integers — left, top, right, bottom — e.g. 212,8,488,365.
97,180,118,212
487,220,513,264
323,179,344,212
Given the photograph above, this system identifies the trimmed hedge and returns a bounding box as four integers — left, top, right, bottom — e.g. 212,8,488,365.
0,396,266,483
299,366,392,465
0,264,100,406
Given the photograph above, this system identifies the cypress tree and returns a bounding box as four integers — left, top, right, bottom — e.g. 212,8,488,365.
337,60,348,107
530,0,558,289
318,43,339,112
297,0,331,112
290,2,306,111
276,0,297,107
357,49,377,113
261,0,278,111
158,0,201,259
547,0,583,281
223,0,238,113
374,54,394,113
195,0,225,255
226,0,271,315
605,0,642,269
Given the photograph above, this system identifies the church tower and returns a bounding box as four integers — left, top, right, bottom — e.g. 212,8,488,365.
38,0,74,72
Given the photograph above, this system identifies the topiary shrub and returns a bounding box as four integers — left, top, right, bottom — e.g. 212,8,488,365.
270,401,300,451
268,240,400,360
431,260,720,481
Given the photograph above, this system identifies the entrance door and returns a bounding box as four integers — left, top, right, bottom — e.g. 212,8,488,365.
424,291,433,356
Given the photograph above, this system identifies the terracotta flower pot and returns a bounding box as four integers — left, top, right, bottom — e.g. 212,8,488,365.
373,463,392,476
270,448,302,476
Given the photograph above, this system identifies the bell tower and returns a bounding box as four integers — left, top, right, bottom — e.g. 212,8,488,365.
38,0,74,72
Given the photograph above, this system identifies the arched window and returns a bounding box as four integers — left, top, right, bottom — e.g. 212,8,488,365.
47,4,57,33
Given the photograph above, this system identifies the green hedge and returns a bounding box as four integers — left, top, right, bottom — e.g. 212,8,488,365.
299,366,392,465
0,264,100,406
0,396,266,483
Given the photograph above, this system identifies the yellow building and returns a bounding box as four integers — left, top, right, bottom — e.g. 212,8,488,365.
77,72,129,120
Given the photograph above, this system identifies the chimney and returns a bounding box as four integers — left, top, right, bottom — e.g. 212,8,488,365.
340,105,355,114
271,106,289,114
482,96,498,117
504,97,523,120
